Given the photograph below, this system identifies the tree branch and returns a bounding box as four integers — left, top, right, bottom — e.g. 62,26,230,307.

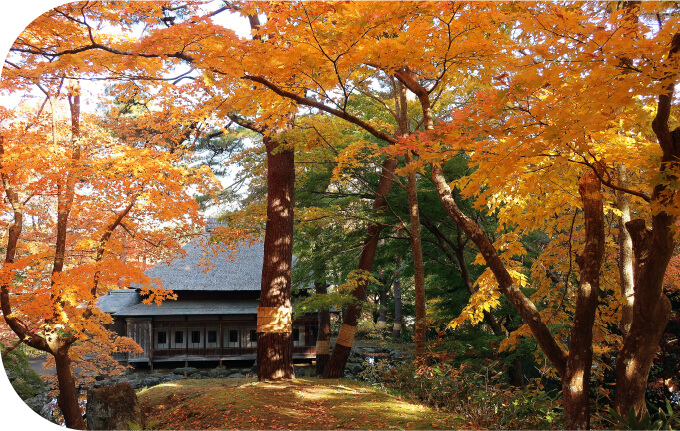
243,75,397,144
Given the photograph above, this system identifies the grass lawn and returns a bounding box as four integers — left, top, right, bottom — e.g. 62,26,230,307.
138,377,467,430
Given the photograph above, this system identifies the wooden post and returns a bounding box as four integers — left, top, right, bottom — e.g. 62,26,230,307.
148,319,154,370
219,319,224,363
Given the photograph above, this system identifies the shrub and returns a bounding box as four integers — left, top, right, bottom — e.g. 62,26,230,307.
600,400,680,431
359,353,563,429
1,343,48,399
355,319,390,340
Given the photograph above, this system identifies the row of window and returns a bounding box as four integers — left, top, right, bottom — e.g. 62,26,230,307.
156,329,225,345
153,325,308,349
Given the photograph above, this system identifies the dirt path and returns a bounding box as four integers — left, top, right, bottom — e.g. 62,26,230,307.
27,357,53,375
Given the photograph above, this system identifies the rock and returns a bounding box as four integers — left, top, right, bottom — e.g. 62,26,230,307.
25,393,56,423
351,364,363,374
162,373,182,382
86,382,142,430
127,379,143,390
189,373,202,379
141,376,160,387
209,368,232,378
94,380,116,388
392,350,410,361
173,367,198,376
229,373,245,378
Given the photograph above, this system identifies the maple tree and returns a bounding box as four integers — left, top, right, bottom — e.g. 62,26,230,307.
418,4,680,427
0,65,216,429
200,9,300,380
238,2,443,373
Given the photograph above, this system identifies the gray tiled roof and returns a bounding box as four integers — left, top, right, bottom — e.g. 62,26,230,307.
112,299,259,316
97,289,141,314
141,236,264,292
96,236,305,318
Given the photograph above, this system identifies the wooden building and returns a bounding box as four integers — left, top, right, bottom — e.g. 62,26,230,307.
98,235,317,367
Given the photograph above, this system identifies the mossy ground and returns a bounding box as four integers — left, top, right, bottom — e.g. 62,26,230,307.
138,377,466,430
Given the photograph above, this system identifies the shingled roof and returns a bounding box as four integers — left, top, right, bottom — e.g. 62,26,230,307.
104,297,259,317
96,235,310,316
141,236,264,292
97,289,141,314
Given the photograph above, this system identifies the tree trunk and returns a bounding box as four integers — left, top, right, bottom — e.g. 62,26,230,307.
377,282,388,331
429,163,568,377
617,164,634,337
0,139,32,343
372,273,384,324
509,357,524,388
391,83,408,341
614,34,679,418
257,134,295,380
392,270,403,338
614,219,672,416
54,347,86,430
53,89,81,275
405,151,427,361
562,169,605,430
47,89,87,424
395,69,567,372
315,281,331,375
322,157,398,378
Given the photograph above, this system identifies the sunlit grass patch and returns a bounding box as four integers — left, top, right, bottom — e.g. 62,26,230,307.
138,377,466,430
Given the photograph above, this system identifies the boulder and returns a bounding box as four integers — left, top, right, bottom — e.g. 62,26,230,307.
173,366,198,376
162,373,182,382
141,376,160,388
25,393,56,423
208,368,232,378
128,379,143,390
86,382,142,430
94,380,115,388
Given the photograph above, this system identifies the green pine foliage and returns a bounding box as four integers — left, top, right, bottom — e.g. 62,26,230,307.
1,343,47,400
